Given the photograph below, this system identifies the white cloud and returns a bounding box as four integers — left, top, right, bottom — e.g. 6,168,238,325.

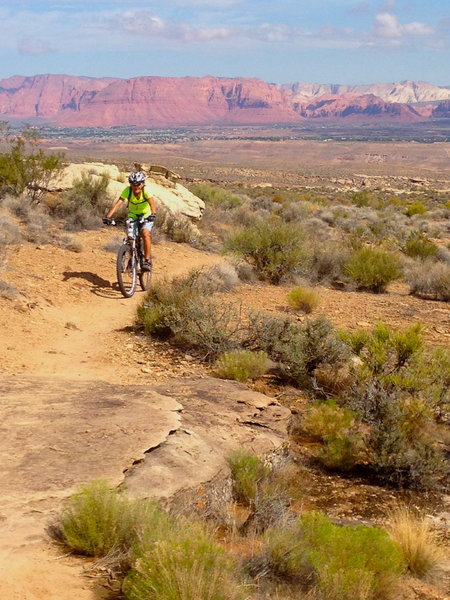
18,37,53,55
373,12,434,39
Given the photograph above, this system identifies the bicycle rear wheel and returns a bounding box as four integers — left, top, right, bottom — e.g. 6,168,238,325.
139,260,152,291
116,244,137,297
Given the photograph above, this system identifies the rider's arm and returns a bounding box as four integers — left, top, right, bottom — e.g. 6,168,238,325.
105,197,124,218
150,196,156,214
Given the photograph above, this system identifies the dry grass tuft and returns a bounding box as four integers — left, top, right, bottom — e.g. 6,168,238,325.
387,506,446,580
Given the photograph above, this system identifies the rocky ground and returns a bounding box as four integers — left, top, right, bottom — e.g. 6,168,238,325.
0,226,449,599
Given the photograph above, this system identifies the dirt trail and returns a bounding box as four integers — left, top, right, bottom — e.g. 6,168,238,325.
0,229,223,382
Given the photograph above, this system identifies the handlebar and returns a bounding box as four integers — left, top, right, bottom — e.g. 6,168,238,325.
103,214,156,226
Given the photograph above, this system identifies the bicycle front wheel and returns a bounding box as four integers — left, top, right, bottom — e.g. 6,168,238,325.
116,244,137,297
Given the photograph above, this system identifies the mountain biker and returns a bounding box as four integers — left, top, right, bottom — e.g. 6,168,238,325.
104,171,156,271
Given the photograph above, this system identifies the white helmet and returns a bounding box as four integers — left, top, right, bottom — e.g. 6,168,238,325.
128,171,146,185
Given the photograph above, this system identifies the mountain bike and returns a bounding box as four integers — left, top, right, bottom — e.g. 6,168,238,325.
103,215,155,298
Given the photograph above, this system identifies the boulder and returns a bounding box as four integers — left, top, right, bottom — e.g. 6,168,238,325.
49,162,205,220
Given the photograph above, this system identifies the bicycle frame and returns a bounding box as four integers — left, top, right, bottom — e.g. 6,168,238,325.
114,216,154,298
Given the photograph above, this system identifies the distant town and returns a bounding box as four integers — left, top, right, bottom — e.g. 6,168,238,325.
32,121,450,144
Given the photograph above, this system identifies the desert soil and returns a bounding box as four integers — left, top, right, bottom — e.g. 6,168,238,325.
1,227,449,599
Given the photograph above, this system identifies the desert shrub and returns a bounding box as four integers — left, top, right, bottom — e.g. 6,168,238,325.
350,190,380,209
227,450,270,507
246,312,349,389
287,286,321,313
387,507,446,580
302,401,363,471
123,524,244,600
189,182,243,209
345,247,401,293
341,322,424,380
57,479,140,557
264,511,404,599
0,214,21,246
302,512,404,600
214,349,269,382
340,323,447,488
264,524,310,579
405,202,426,217
57,479,178,575
200,262,239,292
65,171,110,210
0,125,64,202
137,269,241,359
402,231,439,260
223,216,308,284
307,240,350,285
419,347,450,421
57,235,83,253
54,172,111,230
350,382,446,489
277,198,312,223
405,259,450,301
24,210,52,244
155,204,199,244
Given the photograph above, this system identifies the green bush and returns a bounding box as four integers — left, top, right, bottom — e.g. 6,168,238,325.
57,479,180,573
227,450,270,507
345,247,401,293
223,216,308,284
339,323,448,488
265,512,404,600
402,231,439,260
57,479,139,557
189,182,243,209
346,380,446,489
405,202,426,217
341,322,424,379
123,524,244,600
287,286,321,313
214,349,269,382
65,171,110,209
302,401,363,471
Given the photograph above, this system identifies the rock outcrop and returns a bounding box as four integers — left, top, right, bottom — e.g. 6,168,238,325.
0,375,290,548
50,161,205,220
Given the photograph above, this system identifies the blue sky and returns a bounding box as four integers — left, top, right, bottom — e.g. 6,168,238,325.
0,0,449,85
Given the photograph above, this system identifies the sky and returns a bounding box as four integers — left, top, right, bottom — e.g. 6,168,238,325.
0,0,449,86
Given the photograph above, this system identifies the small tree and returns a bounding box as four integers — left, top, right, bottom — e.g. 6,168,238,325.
0,122,64,202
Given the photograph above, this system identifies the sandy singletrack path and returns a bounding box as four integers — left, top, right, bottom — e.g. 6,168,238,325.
0,229,223,382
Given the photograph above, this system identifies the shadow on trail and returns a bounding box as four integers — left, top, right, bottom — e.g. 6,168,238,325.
62,271,123,298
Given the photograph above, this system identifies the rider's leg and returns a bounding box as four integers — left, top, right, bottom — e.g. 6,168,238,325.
141,228,152,260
